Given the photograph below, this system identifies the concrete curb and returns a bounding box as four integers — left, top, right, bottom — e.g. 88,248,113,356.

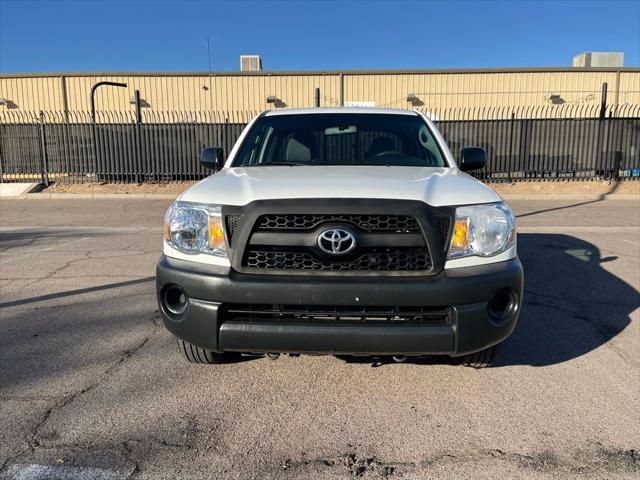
2,192,638,201
0,183,41,197
13,193,180,200
500,194,640,201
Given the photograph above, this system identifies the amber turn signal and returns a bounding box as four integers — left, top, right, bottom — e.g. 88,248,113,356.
451,218,469,249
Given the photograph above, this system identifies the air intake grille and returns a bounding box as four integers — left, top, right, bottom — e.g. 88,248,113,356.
257,214,420,233
244,248,431,272
224,304,451,325
225,215,242,240
434,216,451,245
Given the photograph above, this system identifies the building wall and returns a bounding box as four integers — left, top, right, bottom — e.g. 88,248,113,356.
1,68,639,121
619,71,640,105
344,70,627,108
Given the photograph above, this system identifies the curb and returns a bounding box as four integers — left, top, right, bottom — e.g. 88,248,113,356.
0,182,41,198
13,193,180,200
500,194,640,201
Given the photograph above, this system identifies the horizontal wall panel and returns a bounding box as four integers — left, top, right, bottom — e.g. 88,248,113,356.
1,70,638,122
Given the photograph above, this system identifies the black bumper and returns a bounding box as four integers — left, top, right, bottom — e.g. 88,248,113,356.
156,255,524,356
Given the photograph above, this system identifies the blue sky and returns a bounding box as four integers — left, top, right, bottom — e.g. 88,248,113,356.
1,0,638,72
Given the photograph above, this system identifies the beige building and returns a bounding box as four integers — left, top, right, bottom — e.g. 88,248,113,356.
1,67,639,122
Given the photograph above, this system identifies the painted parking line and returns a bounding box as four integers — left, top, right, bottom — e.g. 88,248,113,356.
0,226,159,233
1,464,126,480
518,226,640,233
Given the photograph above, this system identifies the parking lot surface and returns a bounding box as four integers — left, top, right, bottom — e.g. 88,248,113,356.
1,197,639,479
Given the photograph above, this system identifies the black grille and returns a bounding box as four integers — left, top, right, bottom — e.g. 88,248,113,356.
244,248,431,272
224,304,451,325
225,215,242,240
434,216,451,245
257,214,420,233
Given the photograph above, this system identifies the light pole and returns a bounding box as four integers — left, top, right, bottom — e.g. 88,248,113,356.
90,81,127,123
90,81,127,181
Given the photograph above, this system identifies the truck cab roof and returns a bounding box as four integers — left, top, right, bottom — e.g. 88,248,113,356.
263,107,419,116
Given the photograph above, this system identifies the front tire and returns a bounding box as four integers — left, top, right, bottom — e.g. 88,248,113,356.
459,344,498,368
178,339,224,364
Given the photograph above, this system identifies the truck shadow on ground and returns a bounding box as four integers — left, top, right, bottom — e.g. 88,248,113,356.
494,232,637,367
341,233,638,368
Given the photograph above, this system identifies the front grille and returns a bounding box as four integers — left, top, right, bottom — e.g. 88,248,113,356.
434,216,451,245
245,247,431,272
231,207,451,275
225,215,242,240
257,214,420,233
223,304,451,325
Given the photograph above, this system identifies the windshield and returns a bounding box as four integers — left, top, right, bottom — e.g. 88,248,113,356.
232,113,447,167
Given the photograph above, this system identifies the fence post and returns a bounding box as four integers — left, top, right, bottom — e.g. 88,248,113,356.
38,111,50,186
0,129,4,184
508,111,515,182
519,118,531,179
223,117,229,160
599,83,608,120
134,93,143,183
134,90,142,124
614,150,622,180
595,83,608,178
92,116,99,182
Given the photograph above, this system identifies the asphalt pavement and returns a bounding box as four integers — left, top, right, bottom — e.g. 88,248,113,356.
0,197,639,479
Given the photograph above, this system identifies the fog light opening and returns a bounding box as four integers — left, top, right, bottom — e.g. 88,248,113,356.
163,285,188,316
488,289,516,321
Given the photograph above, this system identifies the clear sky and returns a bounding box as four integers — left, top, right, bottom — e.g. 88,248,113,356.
1,0,638,73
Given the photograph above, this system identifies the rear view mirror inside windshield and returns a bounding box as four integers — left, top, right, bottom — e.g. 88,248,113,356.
325,125,357,136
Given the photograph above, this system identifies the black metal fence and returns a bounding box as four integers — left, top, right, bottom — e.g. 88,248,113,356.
1,105,639,184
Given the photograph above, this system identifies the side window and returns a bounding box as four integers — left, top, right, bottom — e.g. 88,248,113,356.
236,126,262,165
256,127,274,164
418,125,441,165
235,126,275,165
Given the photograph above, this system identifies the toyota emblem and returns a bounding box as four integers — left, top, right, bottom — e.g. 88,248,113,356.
317,228,356,255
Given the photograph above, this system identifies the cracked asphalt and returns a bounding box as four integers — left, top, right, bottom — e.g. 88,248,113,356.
0,197,638,479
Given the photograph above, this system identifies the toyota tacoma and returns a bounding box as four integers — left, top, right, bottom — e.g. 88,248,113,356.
156,108,523,367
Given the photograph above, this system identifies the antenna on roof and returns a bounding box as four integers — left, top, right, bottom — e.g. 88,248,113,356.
207,36,212,75
205,36,214,113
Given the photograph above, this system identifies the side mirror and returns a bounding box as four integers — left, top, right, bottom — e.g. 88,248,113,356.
201,147,224,171
459,147,487,172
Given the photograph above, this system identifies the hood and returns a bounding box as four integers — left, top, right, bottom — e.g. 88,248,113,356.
179,166,502,207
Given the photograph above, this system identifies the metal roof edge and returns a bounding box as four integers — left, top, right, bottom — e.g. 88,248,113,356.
2,67,640,78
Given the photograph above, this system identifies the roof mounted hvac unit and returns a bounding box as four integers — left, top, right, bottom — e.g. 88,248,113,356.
240,55,263,72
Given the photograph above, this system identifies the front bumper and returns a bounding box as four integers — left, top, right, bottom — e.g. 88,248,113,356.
156,255,524,356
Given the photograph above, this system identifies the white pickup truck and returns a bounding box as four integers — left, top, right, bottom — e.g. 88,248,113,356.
156,108,523,367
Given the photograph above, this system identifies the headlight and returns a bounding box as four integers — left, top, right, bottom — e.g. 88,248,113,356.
448,202,515,259
164,202,227,257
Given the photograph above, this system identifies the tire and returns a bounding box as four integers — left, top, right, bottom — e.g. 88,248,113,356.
460,344,498,368
178,339,224,364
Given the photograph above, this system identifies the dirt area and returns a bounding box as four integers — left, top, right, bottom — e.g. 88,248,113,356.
45,181,198,195
489,180,640,197
43,179,640,196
